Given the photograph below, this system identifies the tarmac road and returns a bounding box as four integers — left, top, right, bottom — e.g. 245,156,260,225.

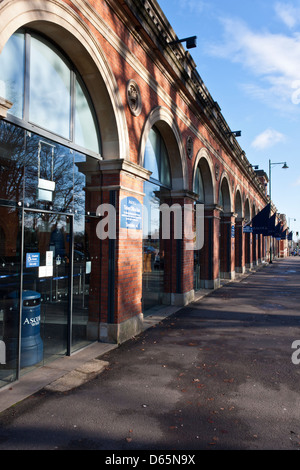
0,257,300,451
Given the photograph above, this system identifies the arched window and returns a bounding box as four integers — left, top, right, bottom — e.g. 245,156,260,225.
0,31,100,155
0,32,24,119
219,178,231,213
194,167,205,203
219,187,224,210
143,126,171,187
193,166,205,291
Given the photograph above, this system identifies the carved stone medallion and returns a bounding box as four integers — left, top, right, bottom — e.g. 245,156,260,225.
127,79,142,116
186,136,193,159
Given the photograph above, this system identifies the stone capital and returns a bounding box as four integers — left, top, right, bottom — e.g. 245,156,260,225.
0,97,13,119
98,158,151,181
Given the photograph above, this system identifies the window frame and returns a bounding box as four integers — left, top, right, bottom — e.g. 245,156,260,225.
194,166,205,204
2,29,101,160
144,126,171,189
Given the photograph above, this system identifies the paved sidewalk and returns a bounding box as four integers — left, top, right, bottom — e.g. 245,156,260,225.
0,257,299,450
0,262,260,413
0,342,117,413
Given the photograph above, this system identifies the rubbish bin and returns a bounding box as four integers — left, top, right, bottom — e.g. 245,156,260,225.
4,291,43,368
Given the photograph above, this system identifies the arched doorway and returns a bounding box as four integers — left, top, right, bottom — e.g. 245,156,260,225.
252,204,258,265
140,107,187,312
0,26,117,386
219,175,234,279
192,151,215,289
244,199,252,268
234,190,244,273
142,125,172,313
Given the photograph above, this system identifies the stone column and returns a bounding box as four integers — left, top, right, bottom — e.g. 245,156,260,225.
164,190,199,306
95,159,150,344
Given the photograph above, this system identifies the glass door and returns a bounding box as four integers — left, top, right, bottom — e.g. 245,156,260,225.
0,204,22,387
71,213,101,353
142,181,169,314
21,209,71,370
194,250,201,291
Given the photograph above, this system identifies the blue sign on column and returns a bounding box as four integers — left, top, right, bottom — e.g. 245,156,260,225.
26,253,40,268
120,197,142,230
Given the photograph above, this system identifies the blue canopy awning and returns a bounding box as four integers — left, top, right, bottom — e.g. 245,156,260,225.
274,223,283,239
268,212,276,237
281,229,287,240
251,203,271,235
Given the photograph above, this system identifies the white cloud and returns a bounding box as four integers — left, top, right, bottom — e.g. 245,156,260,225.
207,14,300,113
251,129,286,149
275,2,300,29
294,177,300,186
209,17,300,78
177,0,208,15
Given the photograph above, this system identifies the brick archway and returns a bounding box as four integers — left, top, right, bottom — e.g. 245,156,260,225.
244,199,252,268
219,175,235,279
192,148,218,289
192,148,216,205
139,106,188,190
0,0,129,161
235,189,244,273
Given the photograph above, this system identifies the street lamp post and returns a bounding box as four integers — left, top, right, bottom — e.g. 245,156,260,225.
289,217,296,228
289,218,296,253
268,159,289,263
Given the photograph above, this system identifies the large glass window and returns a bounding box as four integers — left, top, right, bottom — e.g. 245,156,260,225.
194,167,205,203
0,33,24,119
0,31,100,155
75,78,99,153
144,127,171,187
0,29,102,385
0,120,102,380
0,206,21,387
29,36,71,139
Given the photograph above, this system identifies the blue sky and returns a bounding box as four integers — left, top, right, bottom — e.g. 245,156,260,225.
158,0,300,239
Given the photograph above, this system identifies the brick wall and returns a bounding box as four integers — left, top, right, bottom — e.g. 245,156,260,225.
0,0,274,344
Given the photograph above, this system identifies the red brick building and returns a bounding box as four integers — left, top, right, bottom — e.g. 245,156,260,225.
0,0,287,387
